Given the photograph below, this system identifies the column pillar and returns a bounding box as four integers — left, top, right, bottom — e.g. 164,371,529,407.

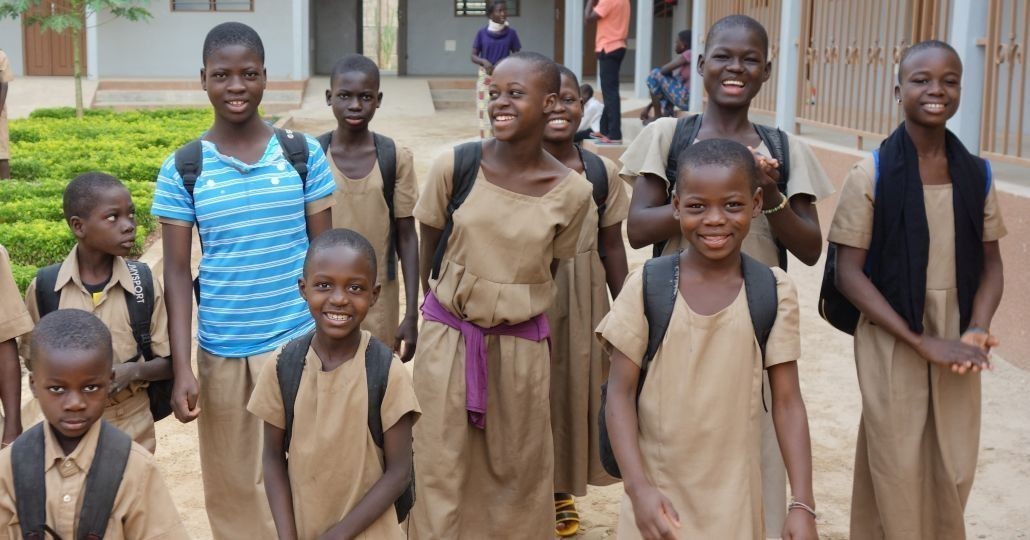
688,0,705,112
774,0,802,131
633,0,653,99
564,0,584,80
947,0,988,152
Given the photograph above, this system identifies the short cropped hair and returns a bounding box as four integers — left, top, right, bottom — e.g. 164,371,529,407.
678,30,692,47
487,0,506,15
203,22,265,64
705,15,769,57
580,83,594,100
676,138,761,193
30,309,113,371
500,51,561,94
898,39,961,83
557,64,580,90
305,228,378,280
63,172,125,221
330,54,381,87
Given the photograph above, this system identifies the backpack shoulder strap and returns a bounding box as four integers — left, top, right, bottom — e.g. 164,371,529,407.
664,114,702,191
741,253,778,361
34,263,63,319
173,138,204,200
754,124,791,192
578,147,609,220
641,254,680,374
430,142,482,280
275,128,310,186
316,131,332,155
77,422,132,540
277,331,315,453
11,423,46,539
122,261,155,361
364,336,394,449
374,133,400,281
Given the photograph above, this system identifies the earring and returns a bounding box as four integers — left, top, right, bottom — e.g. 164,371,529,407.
897,98,902,103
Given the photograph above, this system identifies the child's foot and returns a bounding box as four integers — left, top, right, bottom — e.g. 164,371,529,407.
596,136,623,144
554,493,580,537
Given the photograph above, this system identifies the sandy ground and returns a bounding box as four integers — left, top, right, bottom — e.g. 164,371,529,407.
127,109,1030,538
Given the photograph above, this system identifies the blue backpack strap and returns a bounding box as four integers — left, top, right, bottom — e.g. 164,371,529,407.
373,133,399,281
277,331,315,453
430,142,482,280
11,423,46,540
76,422,132,540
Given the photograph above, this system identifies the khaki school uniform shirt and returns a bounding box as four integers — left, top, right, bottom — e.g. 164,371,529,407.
414,150,593,327
619,116,836,266
0,246,32,344
595,265,800,538
247,330,420,540
20,247,171,389
0,421,189,539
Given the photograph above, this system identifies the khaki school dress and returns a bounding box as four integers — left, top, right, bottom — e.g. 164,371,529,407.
618,115,834,533
596,265,801,539
247,330,421,540
829,157,1007,540
548,155,629,495
408,151,592,539
328,146,418,347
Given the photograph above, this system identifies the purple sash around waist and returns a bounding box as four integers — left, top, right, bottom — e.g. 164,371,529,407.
421,292,550,429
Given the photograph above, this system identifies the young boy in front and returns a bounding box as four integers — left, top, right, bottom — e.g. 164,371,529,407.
248,228,420,539
21,172,172,454
321,54,420,361
599,139,817,539
152,22,336,539
0,309,188,538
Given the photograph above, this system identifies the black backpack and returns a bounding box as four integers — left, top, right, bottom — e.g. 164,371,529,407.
173,127,313,302
317,131,400,280
429,142,612,279
597,252,779,478
13,421,131,540
275,331,415,522
661,114,792,269
35,261,173,422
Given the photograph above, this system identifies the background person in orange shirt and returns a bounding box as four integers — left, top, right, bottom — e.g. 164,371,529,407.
585,0,630,143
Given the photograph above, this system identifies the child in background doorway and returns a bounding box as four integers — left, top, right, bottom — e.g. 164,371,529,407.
471,0,521,138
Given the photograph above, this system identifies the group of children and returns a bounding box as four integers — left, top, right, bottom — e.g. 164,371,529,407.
0,12,1006,540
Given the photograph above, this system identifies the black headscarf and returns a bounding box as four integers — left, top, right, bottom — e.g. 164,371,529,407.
867,124,987,334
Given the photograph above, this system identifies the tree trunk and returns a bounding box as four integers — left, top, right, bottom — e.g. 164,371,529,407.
72,26,83,119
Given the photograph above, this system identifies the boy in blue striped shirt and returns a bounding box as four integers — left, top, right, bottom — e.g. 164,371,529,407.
151,22,335,540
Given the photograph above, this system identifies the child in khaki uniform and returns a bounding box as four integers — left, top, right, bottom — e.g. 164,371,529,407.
0,49,11,179
249,230,420,539
830,41,1005,539
600,139,816,539
543,66,629,537
0,246,30,445
618,16,833,533
321,54,420,360
0,309,188,539
408,53,592,539
20,173,172,453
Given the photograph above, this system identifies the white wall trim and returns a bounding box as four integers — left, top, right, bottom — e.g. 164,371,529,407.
947,0,987,151
633,0,653,99
689,0,704,112
291,0,304,80
775,0,801,131
564,0,584,80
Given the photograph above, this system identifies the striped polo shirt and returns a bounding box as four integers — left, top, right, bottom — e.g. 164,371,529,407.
152,132,336,358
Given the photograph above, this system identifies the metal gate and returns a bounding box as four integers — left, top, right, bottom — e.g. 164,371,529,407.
793,0,950,147
981,0,1030,165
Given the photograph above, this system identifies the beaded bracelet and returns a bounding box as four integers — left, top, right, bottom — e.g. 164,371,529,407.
762,194,788,215
788,497,817,520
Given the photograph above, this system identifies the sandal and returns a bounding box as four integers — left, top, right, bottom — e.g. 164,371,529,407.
555,493,580,537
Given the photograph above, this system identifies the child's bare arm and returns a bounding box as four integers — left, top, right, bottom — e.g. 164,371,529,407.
418,223,443,295
318,413,416,540
263,423,299,540
966,240,1004,339
306,208,332,240
608,352,681,540
752,154,822,266
659,55,688,75
0,339,20,445
627,174,680,249
767,361,818,539
161,223,201,423
599,223,629,298
836,244,989,371
470,49,492,72
395,217,420,362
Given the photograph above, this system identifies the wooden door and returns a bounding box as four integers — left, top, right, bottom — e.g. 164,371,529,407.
554,0,564,63
22,0,83,76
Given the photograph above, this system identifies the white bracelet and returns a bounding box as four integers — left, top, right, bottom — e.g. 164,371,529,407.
788,497,817,520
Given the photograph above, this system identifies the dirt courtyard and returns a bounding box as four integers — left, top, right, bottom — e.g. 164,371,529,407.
143,108,1030,539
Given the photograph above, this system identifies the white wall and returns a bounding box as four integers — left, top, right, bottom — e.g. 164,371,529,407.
0,19,24,75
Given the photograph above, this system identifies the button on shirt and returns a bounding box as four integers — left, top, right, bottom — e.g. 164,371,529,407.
151,133,336,358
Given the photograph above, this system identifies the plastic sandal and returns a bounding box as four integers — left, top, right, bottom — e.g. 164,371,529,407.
555,493,580,537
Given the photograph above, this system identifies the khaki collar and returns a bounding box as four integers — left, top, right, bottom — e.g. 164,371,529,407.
53,245,136,296
43,419,102,474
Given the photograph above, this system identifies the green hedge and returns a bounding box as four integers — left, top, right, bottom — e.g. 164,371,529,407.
4,108,210,293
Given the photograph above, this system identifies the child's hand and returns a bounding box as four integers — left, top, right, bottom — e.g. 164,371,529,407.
782,507,818,539
629,485,681,539
395,315,419,363
171,372,201,423
483,60,494,75
961,329,999,353
110,361,140,395
749,147,782,208
916,336,991,374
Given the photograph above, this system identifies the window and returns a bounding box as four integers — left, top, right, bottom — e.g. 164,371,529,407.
171,0,254,12
455,0,519,17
